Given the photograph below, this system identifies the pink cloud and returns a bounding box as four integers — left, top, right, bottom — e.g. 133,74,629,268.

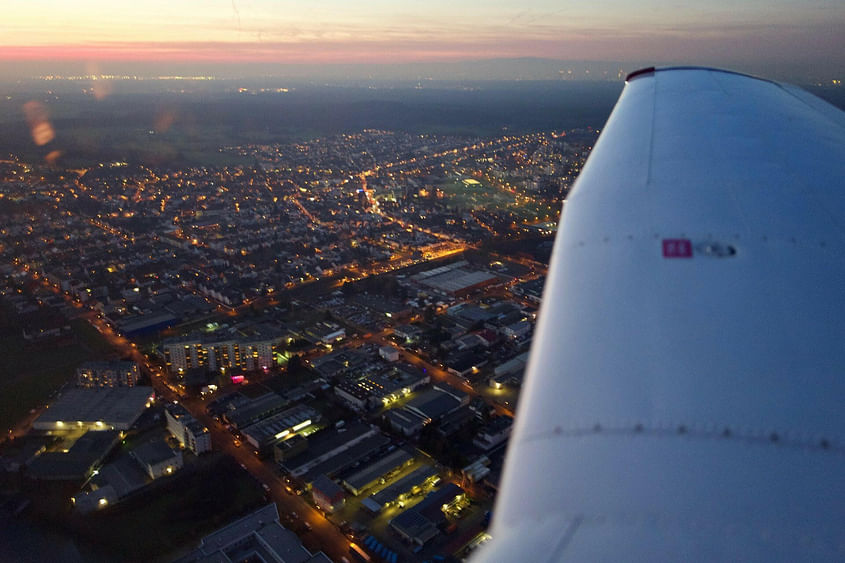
0,23,841,68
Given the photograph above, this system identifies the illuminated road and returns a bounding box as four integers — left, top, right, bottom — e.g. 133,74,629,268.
177,396,355,562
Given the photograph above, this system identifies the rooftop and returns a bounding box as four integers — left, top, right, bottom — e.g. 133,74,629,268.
33,387,154,430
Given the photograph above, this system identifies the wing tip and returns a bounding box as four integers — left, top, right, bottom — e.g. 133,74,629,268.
626,65,777,86
625,66,656,82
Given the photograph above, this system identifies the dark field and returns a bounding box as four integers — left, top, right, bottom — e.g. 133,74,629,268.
0,305,116,432
0,80,624,166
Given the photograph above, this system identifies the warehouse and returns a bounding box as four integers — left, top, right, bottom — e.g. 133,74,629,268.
32,387,155,432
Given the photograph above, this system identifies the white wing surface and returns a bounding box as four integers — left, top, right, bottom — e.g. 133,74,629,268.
474,67,845,562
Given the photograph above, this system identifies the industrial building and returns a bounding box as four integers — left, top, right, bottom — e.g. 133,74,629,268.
224,393,290,429
176,503,332,563
277,422,380,478
32,387,155,432
362,466,439,514
403,385,468,423
473,416,514,451
132,439,183,479
389,483,465,546
298,434,391,486
302,322,346,345
412,261,499,297
384,384,468,436
240,404,318,450
384,408,426,437
334,364,429,411
340,447,414,496
311,475,345,513
26,430,120,482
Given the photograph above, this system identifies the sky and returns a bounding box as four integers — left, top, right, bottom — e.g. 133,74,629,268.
1,0,843,81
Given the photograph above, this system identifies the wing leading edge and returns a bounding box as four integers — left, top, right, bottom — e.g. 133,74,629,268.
473,67,845,561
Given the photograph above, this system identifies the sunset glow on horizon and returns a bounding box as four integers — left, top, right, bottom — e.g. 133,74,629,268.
2,0,843,79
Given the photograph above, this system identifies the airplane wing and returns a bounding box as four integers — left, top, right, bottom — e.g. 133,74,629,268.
473,67,845,561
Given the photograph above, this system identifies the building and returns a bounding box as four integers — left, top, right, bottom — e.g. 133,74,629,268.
303,322,346,345
76,361,140,388
240,404,318,450
32,387,155,432
311,475,345,513
412,261,499,297
393,324,424,344
362,466,439,514
493,352,529,378
384,408,427,437
280,424,392,487
117,313,178,337
162,327,286,374
177,503,332,563
462,456,491,483
384,384,468,435
340,447,414,496
225,393,290,429
334,364,430,411
165,403,212,455
403,384,468,424
277,422,380,478
473,416,514,451
132,439,183,479
26,430,120,482
334,380,372,411
511,276,545,303
389,484,465,546
502,320,532,340
379,345,400,362
71,484,118,513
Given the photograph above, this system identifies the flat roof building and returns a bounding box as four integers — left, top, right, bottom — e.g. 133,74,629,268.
389,483,464,546
299,434,391,485
132,439,183,480
27,430,120,482
311,475,345,514
76,360,140,388
340,447,414,496
473,416,514,451
413,261,499,296
32,387,154,432
177,503,332,563
278,422,381,479
225,393,290,429
362,465,438,514
165,403,211,455
404,386,467,423
240,404,319,450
